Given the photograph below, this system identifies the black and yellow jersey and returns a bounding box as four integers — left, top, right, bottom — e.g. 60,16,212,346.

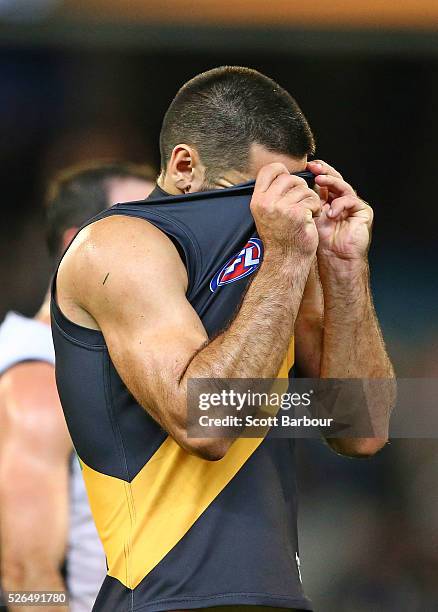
51,182,314,612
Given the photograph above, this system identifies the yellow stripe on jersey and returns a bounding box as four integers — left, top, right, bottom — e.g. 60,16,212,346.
81,338,294,590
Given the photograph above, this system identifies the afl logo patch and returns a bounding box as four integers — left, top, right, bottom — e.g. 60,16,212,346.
210,238,263,292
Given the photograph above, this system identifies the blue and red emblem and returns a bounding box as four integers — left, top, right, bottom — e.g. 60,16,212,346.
210,238,263,292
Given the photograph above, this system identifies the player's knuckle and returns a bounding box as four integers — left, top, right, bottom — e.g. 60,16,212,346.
306,191,320,205
294,176,307,187
276,174,294,188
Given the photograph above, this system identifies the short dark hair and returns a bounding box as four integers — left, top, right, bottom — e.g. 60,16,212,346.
45,160,156,257
160,66,315,182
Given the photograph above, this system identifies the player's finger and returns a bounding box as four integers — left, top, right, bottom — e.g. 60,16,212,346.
315,173,355,198
314,184,329,204
254,163,291,193
280,183,315,204
301,196,322,217
307,159,343,179
327,195,368,218
315,203,332,223
268,173,308,199
286,190,321,217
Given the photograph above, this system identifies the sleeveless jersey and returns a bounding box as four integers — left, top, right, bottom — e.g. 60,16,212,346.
0,312,106,612
51,181,314,612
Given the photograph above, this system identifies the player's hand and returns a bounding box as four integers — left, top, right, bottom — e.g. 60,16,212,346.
307,160,373,262
251,163,321,258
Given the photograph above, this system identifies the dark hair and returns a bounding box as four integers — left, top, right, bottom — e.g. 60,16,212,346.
160,66,315,183
45,160,156,257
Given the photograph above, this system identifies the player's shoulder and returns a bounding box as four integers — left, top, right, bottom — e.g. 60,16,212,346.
57,212,188,317
78,214,172,251
0,361,59,422
60,214,178,279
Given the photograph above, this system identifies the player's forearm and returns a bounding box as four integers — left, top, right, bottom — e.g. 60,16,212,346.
318,257,395,456
170,249,313,459
293,260,324,378
139,167,321,457
318,258,393,378
185,248,313,381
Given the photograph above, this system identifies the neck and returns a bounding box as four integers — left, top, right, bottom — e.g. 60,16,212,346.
157,169,251,195
157,172,182,195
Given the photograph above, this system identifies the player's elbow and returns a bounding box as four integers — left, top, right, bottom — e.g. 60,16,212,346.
173,411,232,460
327,436,388,458
183,438,231,461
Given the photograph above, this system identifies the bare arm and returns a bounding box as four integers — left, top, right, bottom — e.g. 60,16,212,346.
294,260,324,378
308,159,395,457
317,257,394,456
58,163,321,460
0,362,71,611
292,253,394,457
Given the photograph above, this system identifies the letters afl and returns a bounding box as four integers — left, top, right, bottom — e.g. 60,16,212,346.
210,238,263,292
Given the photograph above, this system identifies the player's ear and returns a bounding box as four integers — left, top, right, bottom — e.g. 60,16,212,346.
168,144,206,193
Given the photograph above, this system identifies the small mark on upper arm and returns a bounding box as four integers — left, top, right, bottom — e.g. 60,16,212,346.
102,272,110,285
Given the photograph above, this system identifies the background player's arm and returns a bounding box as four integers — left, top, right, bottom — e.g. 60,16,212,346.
59,164,320,460
0,362,71,612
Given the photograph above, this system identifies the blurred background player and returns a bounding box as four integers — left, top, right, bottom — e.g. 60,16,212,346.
0,161,156,611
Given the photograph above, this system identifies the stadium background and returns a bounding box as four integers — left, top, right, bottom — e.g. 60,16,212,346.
1,1,437,610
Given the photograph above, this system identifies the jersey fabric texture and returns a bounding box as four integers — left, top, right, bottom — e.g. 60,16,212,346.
0,312,106,612
51,182,313,612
